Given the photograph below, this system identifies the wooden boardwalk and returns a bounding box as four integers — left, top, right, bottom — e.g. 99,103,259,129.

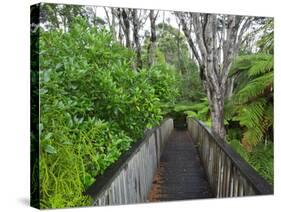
148,129,213,201
86,119,272,205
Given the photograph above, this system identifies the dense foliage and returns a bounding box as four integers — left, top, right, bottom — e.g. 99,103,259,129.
39,18,179,208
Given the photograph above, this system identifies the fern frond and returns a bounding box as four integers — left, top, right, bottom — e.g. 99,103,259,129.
236,72,273,104
242,129,262,151
236,99,268,149
249,55,273,76
229,55,253,76
238,100,266,127
230,54,272,78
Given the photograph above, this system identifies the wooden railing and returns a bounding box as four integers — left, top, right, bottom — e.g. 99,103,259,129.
85,118,174,206
187,117,273,197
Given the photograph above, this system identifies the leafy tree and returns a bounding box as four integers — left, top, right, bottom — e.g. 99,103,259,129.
143,22,205,103
178,60,205,103
40,3,87,31
156,23,190,74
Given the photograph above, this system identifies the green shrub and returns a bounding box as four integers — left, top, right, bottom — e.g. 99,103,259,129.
147,63,180,104
39,18,178,208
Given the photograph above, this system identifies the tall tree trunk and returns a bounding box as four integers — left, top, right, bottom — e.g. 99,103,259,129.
117,10,124,45
148,10,158,67
122,9,131,48
118,24,124,45
111,8,117,41
176,21,184,74
104,7,117,41
205,83,226,139
132,9,142,69
93,7,97,25
116,8,131,47
176,12,252,140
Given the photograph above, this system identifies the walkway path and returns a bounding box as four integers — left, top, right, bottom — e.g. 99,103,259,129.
148,129,213,201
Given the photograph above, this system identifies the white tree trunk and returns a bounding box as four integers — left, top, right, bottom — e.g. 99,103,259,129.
132,9,142,69
148,10,158,67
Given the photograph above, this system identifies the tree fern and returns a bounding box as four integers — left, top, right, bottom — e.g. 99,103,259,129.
227,53,273,150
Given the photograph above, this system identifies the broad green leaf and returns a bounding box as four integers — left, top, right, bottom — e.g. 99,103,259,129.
44,144,57,154
43,71,50,82
44,133,52,140
40,88,48,94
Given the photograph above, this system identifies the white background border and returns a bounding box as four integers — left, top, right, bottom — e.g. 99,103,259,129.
0,0,279,211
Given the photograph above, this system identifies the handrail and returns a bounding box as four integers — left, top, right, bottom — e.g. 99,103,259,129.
85,118,174,205
187,117,273,197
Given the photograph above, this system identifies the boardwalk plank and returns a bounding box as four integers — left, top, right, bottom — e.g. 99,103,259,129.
148,129,213,201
